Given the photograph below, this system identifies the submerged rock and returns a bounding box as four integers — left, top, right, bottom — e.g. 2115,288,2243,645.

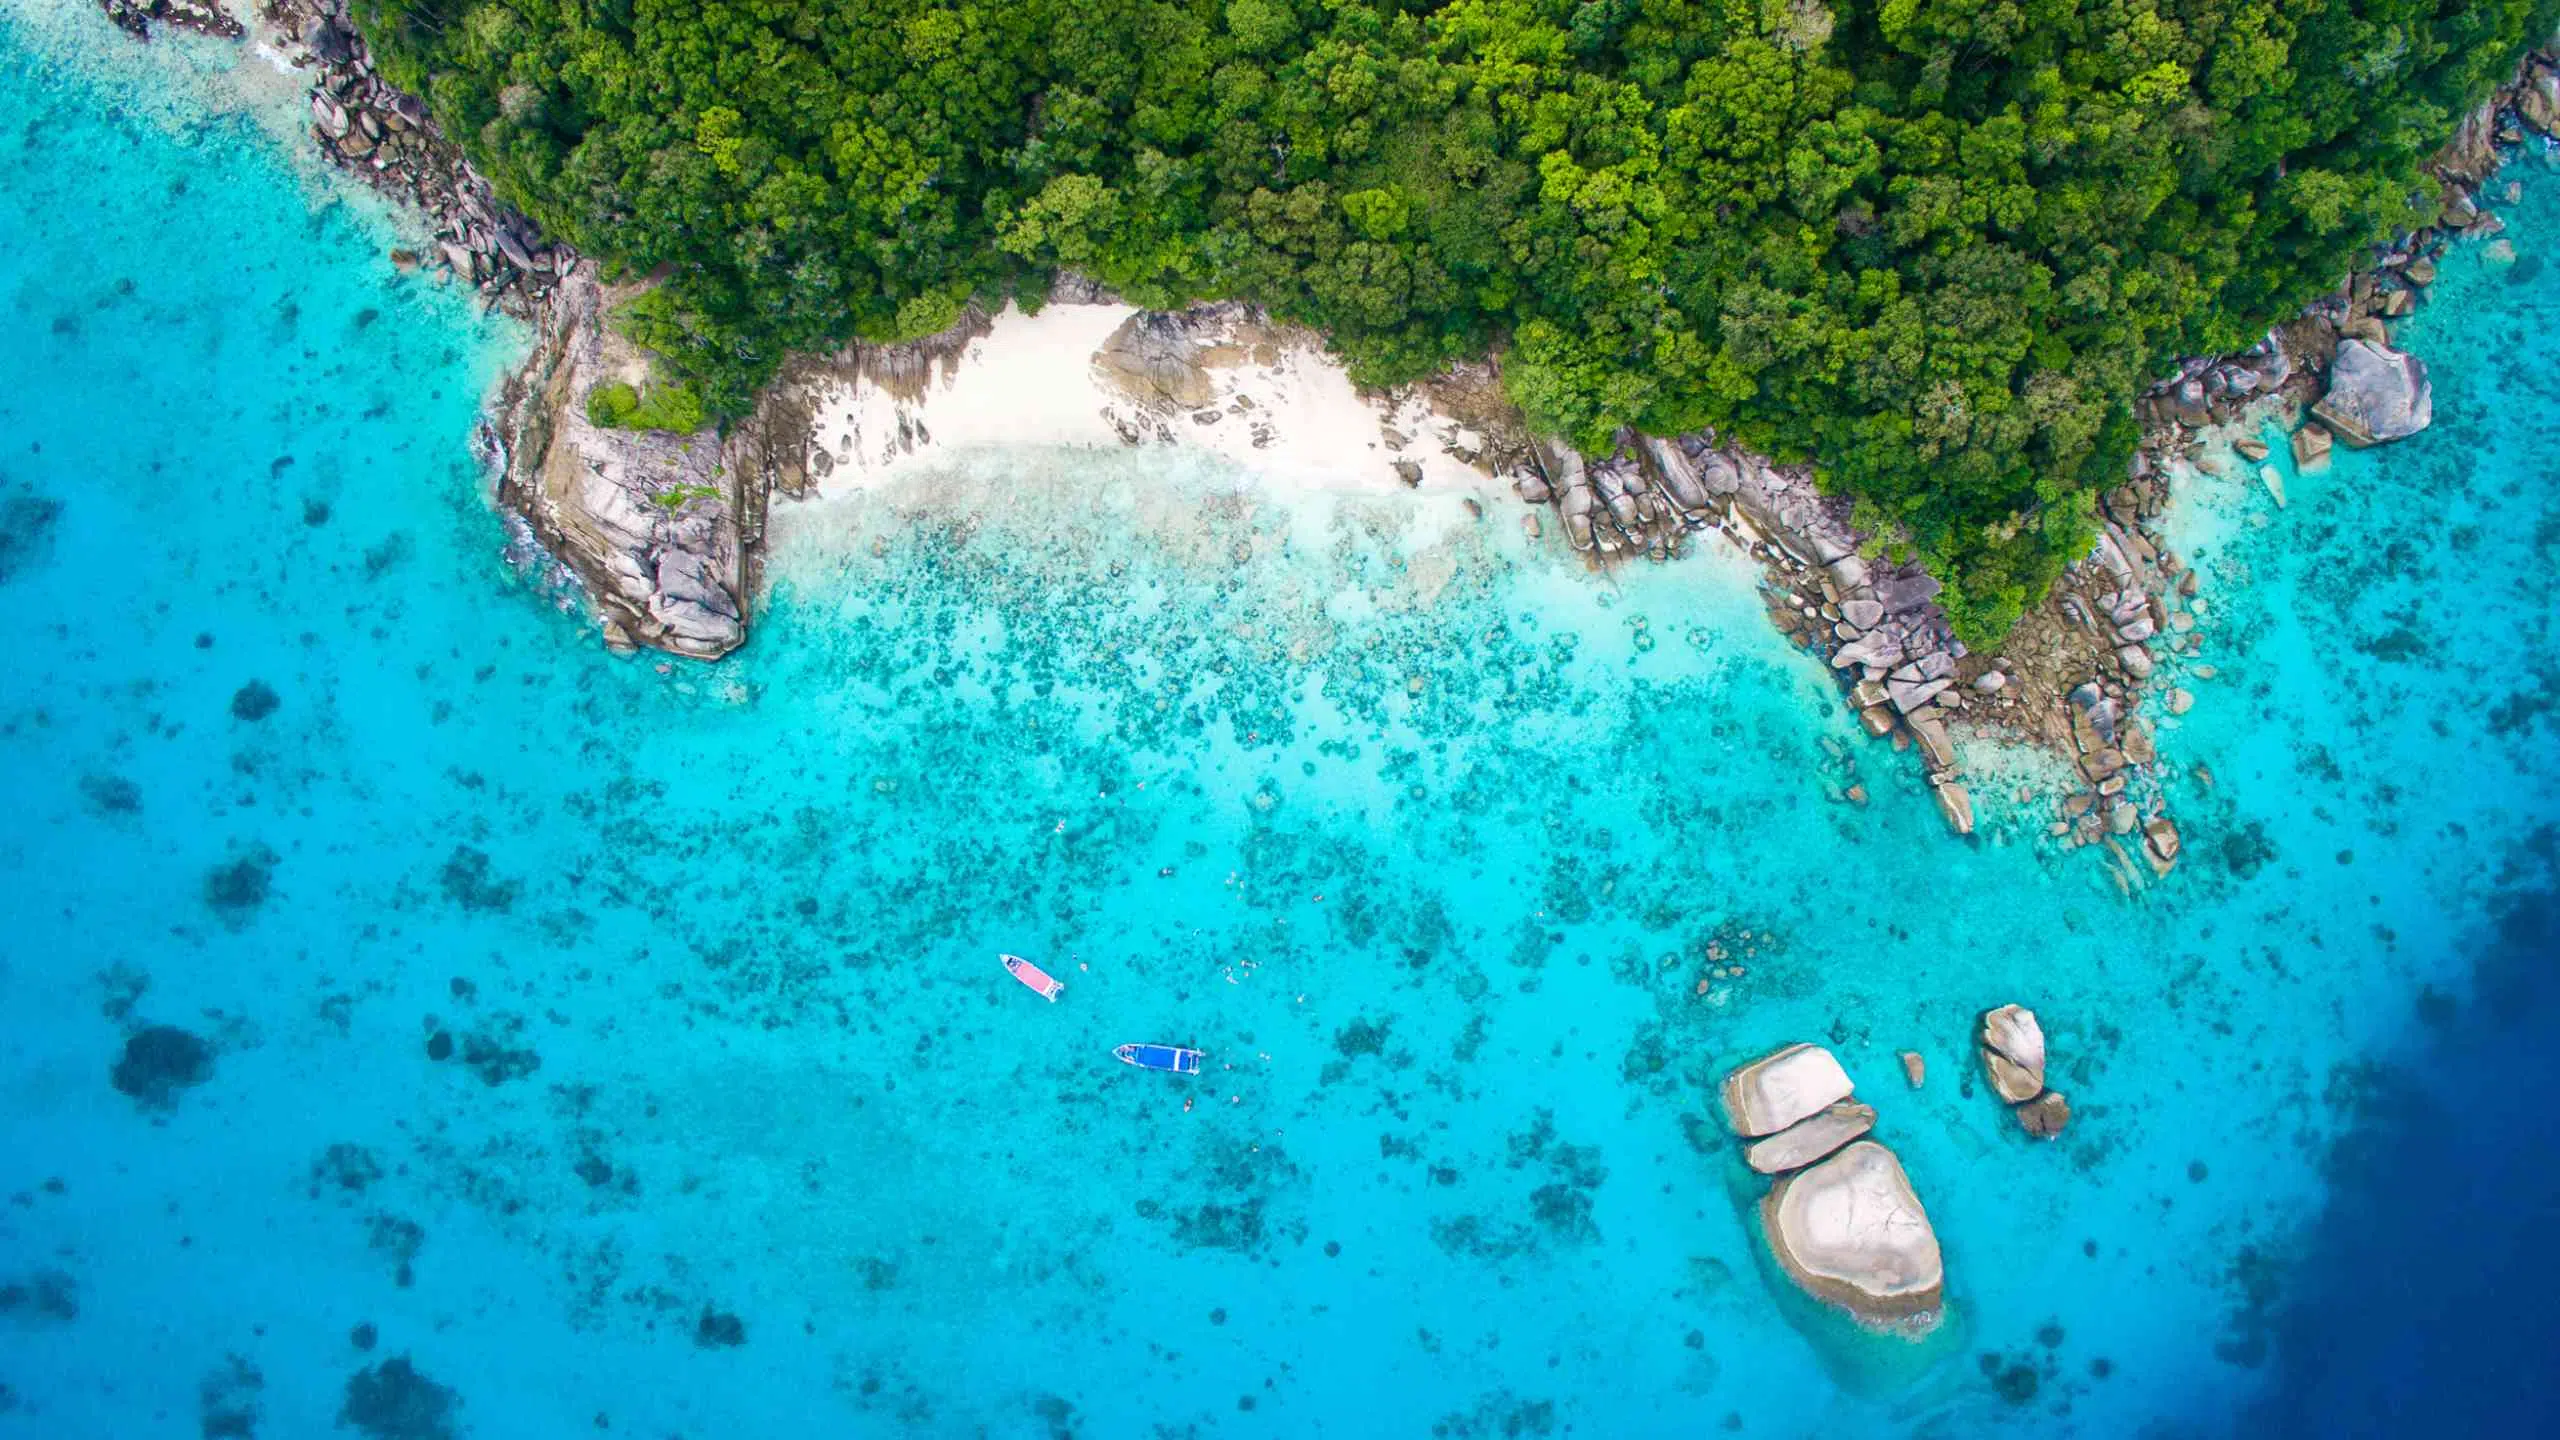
111,1024,212,1109
2144,817,2183,875
1761,1141,1944,1332
694,1306,748,1348
1978,1005,2046,1104
2292,422,2333,471
2016,1090,2072,1139
2258,464,2288,509
228,680,280,722
1719,1043,1856,1137
1934,779,1975,837
1744,1101,1877,1175
2311,339,2432,447
340,1356,457,1440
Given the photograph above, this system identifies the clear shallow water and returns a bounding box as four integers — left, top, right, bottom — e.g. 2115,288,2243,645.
3,13,2557,1439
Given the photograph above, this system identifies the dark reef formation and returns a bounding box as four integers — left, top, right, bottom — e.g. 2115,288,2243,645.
110,1023,213,1109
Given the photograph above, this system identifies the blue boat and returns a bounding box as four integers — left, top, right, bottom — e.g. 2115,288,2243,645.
1115,1043,1203,1075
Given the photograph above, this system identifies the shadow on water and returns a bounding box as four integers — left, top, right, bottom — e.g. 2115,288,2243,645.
2239,826,2560,1437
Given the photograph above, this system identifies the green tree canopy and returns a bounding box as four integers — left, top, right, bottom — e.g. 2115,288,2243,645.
355,0,2560,641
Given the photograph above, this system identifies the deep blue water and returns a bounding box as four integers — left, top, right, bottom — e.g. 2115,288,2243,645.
2,8,2557,1438
2248,851,2560,1437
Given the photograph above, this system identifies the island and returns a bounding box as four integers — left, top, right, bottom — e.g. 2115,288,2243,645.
100,0,2557,850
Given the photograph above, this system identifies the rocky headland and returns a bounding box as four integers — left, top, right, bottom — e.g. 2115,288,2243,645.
95,1,2560,846
210,0,812,658
490,265,760,658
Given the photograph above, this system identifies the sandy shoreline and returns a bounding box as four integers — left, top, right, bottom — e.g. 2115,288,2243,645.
800,299,1508,503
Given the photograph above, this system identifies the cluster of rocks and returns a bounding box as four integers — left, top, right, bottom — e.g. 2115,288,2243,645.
1508,43,2560,855
2128,46,2560,454
491,265,827,659
256,0,574,323
2134,272,2434,470
1079,297,1512,485
1518,433,1983,834
1717,1043,1944,1335
1978,1005,2070,1139
101,0,784,659
100,0,241,41
94,0,2560,702
489,267,746,658
1091,302,1265,414
2044,45,2560,869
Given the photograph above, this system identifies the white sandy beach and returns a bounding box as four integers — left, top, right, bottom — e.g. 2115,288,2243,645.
800,300,1505,501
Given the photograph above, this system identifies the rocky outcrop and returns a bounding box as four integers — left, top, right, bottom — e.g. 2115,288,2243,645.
2292,421,2334,471
99,0,241,39
1761,1141,1945,1333
2311,339,2434,447
257,0,573,324
1893,40,2560,868
1978,1005,2045,1103
1714,1047,1944,1336
1719,1042,1856,1137
1744,1101,1876,1176
2015,1091,2072,1138
1978,1004,2070,1140
100,0,2559,720
106,0,762,663
1508,429,1981,835
492,266,753,659
1092,305,1255,414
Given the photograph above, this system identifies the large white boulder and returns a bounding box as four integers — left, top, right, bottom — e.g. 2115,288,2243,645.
1978,1005,2046,1104
1761,1141,1945,1332
1720,1043,1856,1137
1744,1101,1876,1175
2311,338,2432,447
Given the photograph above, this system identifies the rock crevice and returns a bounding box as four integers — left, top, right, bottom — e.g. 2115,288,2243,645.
1714,1044,1944,1336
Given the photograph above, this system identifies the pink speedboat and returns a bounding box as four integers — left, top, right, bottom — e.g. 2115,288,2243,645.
1001,953,1064,1001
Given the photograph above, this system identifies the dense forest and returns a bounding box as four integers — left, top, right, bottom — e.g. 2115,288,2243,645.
354,0,2557,640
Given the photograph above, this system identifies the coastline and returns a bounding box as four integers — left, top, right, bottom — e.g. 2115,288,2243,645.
10,23,2560,1430
798,298,1516,500
86,0,2560,852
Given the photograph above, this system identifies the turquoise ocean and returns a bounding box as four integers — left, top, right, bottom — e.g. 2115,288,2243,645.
2,9,2555,1437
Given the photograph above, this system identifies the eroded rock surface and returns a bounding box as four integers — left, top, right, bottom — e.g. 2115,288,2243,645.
1979,1003,2072,1139
1744,1100,1876,1176
495,266,752,659
1978,1004,2047,1104
1719,1043,1856,1138
1762,1141,1944,1332
2312,338,2433,447
1092,305,1264,414
2016,1090,2073,1138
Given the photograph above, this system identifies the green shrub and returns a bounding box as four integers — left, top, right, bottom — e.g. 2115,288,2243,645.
584,378,706,435
584,380,639,428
